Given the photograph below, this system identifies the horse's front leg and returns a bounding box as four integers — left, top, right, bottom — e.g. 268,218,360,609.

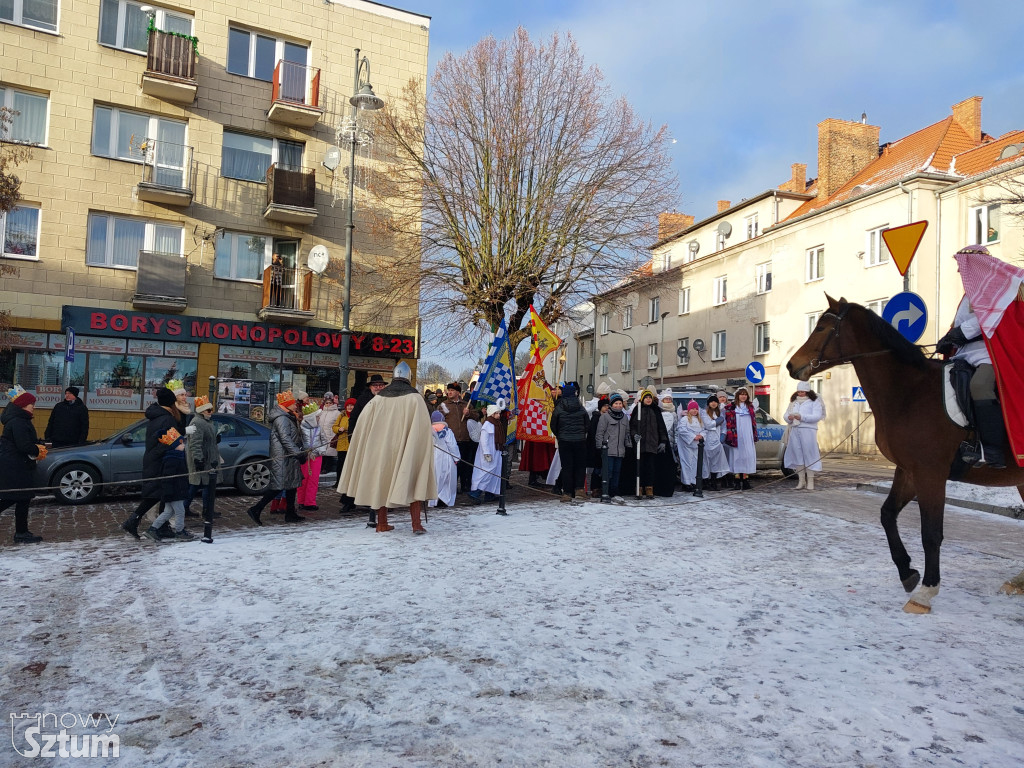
880,467,919,592
904,482,946,614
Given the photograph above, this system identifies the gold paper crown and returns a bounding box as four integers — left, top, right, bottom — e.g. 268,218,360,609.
194,395,211,410
277,390,295,406
166,379,185,393
301,402,320,416
158,427,182,445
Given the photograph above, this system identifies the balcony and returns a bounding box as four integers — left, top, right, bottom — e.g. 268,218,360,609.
133,250,187,311
267,61,323,128
141,30,198,105
259,266,315,323
263,164,317,225
136,141,194,207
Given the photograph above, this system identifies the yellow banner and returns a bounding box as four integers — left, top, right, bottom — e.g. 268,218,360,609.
529,305,562,363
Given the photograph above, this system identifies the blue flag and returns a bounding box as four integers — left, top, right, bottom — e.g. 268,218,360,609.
469,317,519,445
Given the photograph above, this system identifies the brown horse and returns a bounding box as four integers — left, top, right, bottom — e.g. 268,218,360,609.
787,296,1024,613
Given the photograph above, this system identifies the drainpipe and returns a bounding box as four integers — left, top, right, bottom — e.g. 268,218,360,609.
934,189,942,343
898,181,912,292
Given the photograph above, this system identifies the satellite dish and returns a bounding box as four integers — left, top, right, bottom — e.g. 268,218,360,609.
692,338,706,352
716,221,732,238
586,384,594,394
687,240,699,255
999,143,1024,160
676,345,688,360
323,146,342,171
307,245,330,275
640,376,655,388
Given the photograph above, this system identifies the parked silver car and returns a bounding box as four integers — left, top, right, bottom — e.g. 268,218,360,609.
36,414,273,504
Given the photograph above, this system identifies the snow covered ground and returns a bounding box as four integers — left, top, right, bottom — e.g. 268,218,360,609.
3,494,1024,767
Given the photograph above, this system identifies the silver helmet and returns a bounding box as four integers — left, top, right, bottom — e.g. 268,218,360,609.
393,360,412,380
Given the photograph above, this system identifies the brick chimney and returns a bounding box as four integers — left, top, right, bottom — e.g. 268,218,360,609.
816,118,880,199
657,212,695,240
716,200,731,213
952,96,982,142
778,162,807,193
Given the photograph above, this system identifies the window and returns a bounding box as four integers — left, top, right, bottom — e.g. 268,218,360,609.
745,213,759,240
754,322,770,355
221,130,303,182
578,340,585,359
0,87,47,145
227,28,307,81
676,337,689,366
86,213,183,269
599,353,608,376
660,251,671,271
648,296,660,323
1,205,40,259
0,0,57,32
808,377,824,396
678,286,690,315
621,348,631,372
712,331,726,361
866,225,889,266
99,0,192,53
600,312,609,335
756,262,772,294
866,298,889,317
622,305,632,329
970,203,1000,245
713,276,727,306
806,246,824,282
647,343,658,370
215,231,271,282
92,106,186,171
716,231,727,251
805,311,821,338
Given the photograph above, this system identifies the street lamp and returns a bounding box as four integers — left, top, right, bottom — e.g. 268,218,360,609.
607,329,635,390
337,48,384,400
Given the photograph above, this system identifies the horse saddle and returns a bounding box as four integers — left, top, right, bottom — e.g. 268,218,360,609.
943,360,974,429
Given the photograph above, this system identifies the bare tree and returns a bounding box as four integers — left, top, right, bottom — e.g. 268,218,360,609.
418,360,454,387
0,107,34,352
369,28,678,353
980,174,1024,254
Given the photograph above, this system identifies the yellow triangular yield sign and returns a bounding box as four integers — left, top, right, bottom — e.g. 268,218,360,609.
881,221,928,276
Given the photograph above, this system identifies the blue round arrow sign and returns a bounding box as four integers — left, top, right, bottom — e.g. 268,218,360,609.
881,291,928,343
745,361,766,384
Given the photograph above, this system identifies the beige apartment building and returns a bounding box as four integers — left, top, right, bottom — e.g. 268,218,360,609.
592,97,1024,454
0,0,429,437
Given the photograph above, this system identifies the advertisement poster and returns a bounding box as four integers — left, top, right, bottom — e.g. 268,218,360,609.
217,379,270,422
88,387,143,411
249,382,268,423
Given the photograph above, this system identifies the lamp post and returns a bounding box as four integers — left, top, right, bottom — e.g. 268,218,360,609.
608,329,635,390
337,48,385,400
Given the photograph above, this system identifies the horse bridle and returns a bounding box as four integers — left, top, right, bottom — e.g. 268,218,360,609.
808,304,892,369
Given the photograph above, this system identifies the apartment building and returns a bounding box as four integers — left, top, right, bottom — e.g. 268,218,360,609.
0,0,429,436
592,97,1024,453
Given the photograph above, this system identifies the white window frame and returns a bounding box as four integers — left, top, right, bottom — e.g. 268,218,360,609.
622,305,632,330
716,232,727,251
712,330,726,361
648,296,660,323
745,213,759,240
621,348,631,373
678,286,690,315
806,246,825,282
970,203,1000,245
1,204,41,261
647,343,658,370
808,376,824,396
660,251,671,271
598,352,608,376
1,0,58,32
713,276,727,306
0,87,48,146
92,105,186,164
99,0,193,54
221,130,303,182
755,262,772,294
865,225,889,267
214,231,273,283
86,213,184,270
866,298,889,317
754,321,770,355
676,337,689,366
805,311,821,339
226,27,309,81
600,312,609,335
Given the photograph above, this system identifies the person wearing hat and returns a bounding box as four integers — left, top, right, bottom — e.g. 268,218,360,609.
469,403,503,504
297,399,331,511
0,387,47,543
628,388,670,498
44,385,90,448
439,380,484,495
724,387,758,490
184,395,221,518
594,393,632,499
550,381,589,502
245,391,308,526
784,381,825,490
586,396,610,497
676,400,705,492
699,394,730,490
142,427,195,542
317,393,339,476
429,410,459,509
338,361,435,534
333,396,358,515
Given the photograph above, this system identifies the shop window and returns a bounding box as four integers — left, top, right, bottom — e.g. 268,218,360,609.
2,205,40,260
227,28,307,82
1,86,48,145
99,0,192,53
221,130,303,182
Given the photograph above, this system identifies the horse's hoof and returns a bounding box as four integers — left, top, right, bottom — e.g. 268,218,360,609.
903,599,932,614
998,581,1024,596
901,570,921,593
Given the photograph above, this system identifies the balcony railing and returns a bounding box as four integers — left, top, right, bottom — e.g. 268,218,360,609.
267,60,323,128
133,250,187,311
260,266,315,322
142,30,198,104
263,164,317,224
136,140,194,206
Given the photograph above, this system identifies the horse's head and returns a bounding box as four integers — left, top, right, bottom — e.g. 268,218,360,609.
787,294,849,381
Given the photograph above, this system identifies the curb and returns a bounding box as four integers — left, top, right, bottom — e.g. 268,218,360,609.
856,483,1024,520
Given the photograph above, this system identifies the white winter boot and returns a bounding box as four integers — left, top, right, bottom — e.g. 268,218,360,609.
805,471,815,491
794,468,806,490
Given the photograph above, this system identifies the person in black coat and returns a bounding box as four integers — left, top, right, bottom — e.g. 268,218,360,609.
120,387,183,539
142,427,194,542
343,374,387,523
44,386,90,447
586,397,609,497
628,388,670,498
549,382,590,501
0,390,46,543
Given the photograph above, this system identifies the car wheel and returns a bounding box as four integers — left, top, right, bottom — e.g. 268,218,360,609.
53,463,101,505
237,458,271,495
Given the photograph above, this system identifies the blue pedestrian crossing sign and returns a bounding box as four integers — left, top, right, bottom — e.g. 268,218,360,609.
745,361,766,384
882,291,928,343
852,386,867,402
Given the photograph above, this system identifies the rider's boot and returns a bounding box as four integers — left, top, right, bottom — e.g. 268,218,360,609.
974,400,1007,469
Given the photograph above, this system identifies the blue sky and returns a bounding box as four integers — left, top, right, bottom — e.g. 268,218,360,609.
395,0,1024,370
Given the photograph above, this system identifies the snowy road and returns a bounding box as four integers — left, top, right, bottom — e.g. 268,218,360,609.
2,488,1023,767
